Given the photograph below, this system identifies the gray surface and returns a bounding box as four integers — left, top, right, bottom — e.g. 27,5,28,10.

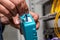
46,19,60,28
3,25,19,40
29,0,48,40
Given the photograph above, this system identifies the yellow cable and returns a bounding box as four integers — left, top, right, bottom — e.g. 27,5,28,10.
54,0,60,38
55,0,60,13
54,12,60,38
50,0,60,38
50,0,57,14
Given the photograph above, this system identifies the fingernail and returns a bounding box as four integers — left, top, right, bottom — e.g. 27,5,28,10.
15,19,20,24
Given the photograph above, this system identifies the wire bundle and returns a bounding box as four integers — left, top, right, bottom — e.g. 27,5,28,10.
50,0,60,38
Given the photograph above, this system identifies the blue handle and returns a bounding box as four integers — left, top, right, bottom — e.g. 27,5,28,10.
20,13,38,40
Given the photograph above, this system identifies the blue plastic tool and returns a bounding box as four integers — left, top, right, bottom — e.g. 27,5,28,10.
20,13,38,40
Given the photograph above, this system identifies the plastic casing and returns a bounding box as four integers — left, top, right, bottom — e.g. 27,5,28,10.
20,13,37,40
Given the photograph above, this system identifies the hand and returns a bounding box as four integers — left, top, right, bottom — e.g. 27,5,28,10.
0,11,40,29
0,0,40,29
30,11,40,29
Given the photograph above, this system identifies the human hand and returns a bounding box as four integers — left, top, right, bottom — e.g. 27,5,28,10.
0,0,40,29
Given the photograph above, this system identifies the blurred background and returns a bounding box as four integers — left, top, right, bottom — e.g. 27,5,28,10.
3,0,59,40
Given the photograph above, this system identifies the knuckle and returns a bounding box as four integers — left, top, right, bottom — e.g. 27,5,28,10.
10,4,15,10
20,0,25,3
15,1,21,5
0,4,10,14
0,0,1,2
4,9,10,15
1,0,15,10
14,0,24,6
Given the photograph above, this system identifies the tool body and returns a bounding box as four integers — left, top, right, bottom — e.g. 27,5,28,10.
20,13,37,40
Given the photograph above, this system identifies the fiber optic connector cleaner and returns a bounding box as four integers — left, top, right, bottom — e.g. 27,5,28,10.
20,13,38,40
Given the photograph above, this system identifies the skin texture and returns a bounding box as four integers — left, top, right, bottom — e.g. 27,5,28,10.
0,0,40,29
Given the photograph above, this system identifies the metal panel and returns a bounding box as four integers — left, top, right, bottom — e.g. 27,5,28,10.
29,0,49,40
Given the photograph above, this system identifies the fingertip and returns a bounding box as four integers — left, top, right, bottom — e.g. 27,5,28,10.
34,14,39,21
29,11,39,21
15,19,20,24
29,11,35,17
36,21,40,30
12,14,20,25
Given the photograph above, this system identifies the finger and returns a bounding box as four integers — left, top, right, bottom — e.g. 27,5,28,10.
12,14,20,25
0,4,12,18
10,0,24,16
10,0,23,6
9,14,20,29
36,21,40,30
20,1,29,13
30,11,39,21
10,0,28,16
1,0,17,16
0,13,9,24
1,0,15,10
17,0,29,16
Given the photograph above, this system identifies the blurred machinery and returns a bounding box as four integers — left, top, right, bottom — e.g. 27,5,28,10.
42,0,60,40
29,0,59,40
29,0,57,40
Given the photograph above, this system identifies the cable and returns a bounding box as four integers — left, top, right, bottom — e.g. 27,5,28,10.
54,12,60,38
50,0,58,14
55,0,60,13
54,0,60,38
50,0,60,38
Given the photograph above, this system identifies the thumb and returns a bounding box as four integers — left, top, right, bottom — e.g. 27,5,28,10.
12,14,20,29
13,14,20,24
